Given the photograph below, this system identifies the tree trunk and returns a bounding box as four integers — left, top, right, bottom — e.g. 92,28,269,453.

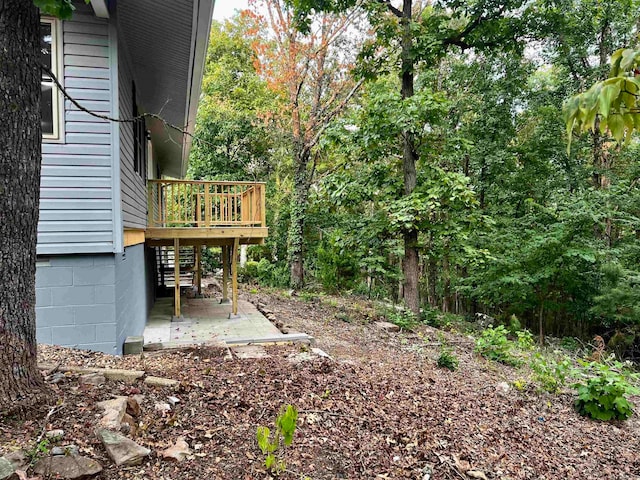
288,143,311,289
0,0,52,417
538,301,545,346
400,0,420,316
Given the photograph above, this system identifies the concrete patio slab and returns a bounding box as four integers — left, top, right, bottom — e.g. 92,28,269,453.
143,297,312,348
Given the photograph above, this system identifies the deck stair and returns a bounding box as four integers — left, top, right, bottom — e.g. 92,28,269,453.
155,246,195,289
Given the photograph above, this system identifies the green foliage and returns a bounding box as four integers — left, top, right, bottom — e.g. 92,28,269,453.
239,260,260,282
251,259,290,288
256,404,299,474
200,247,220,275
437,348,459,371
386,308,418,331
516,330,535,351
564,47,640,149
475,325,520,366
33,0,78,19
27,438,50,466
573,361,640,421
530,352,573,393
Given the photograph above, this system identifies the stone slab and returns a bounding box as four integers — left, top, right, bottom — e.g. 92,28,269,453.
231,345,269,359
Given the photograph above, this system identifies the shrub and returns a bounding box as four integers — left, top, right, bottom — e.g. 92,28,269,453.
530,352,572,393
254,258,290,288
516,330,535,350
475,325,520,366
573,361,640,421
239,260,260,282
386,308,418,331
437,348,459,371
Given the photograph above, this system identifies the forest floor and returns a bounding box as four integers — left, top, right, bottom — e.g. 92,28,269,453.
2,287,639,480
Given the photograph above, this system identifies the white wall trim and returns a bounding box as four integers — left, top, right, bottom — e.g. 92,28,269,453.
109,14,123,253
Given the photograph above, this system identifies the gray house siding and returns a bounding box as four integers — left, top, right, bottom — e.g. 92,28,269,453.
118,36,148,229
35,246,151,355
115,244,149,351
36,255,118,354
36,8,151,354
39,11,117,255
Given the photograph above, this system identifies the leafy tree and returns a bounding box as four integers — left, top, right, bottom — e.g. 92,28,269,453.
189,17,280,181
290,0,530,314
0,0,83,418
247,0,363,289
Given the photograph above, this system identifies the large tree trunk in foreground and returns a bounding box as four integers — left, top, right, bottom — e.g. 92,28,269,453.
400,0,420,316
288,144,311,289
0,0,52,417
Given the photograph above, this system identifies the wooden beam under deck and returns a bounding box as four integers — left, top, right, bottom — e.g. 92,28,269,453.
146,237,265,248
146,227,268,240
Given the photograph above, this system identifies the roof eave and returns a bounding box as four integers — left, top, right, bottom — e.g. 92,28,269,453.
178,0,215,178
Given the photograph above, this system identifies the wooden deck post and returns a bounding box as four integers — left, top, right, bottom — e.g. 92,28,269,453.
232,238,239,315
174,238,181,318
195,245,202,296
221,245,229,303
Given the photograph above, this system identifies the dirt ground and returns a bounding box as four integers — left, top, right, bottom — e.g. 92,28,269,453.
2,287,639,479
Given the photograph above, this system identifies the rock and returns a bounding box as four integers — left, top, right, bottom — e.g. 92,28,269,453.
3,451,27,470
374,321,400,333
49,372,66,384
144,376,179,388
101,369,145,384
231,345,269,359
51,445,80,457
126,397,141,417
33,455,102,479
97,397,128,430
79,373,105,386
466,471,489,480
120,413,138,435
0,457,16,480
161,437,192,462
155,402,171,414
311,347,332,360
96,429,150,467
45,429,65,440
421,464,433,480
496,382,511,395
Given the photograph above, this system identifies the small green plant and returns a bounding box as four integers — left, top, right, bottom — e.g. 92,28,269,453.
437,348,459,371
256,404,298,474
475,325,520,366
27,438,50,466
573,361,640,421
516,330,535,350
387,308,417,331
512,378,528,391
530,353,572,393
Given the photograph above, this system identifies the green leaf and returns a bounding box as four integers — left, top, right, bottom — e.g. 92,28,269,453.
597,83,621,119
607,114,625,142
256,426,272,454
619,48,637,73
265,453,276,470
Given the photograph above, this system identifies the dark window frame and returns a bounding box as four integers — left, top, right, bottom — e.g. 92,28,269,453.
132,81,148,179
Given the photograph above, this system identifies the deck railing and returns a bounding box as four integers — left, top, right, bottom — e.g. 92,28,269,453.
147,180,266,229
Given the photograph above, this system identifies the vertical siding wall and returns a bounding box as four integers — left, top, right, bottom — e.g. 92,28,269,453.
39,10,115,255
118,40,148,229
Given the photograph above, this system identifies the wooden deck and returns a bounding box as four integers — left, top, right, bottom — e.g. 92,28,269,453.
146,180,268,318
146,179,268,244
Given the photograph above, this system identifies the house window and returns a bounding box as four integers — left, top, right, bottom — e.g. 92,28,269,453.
132,82,148,179
41,18,62,140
